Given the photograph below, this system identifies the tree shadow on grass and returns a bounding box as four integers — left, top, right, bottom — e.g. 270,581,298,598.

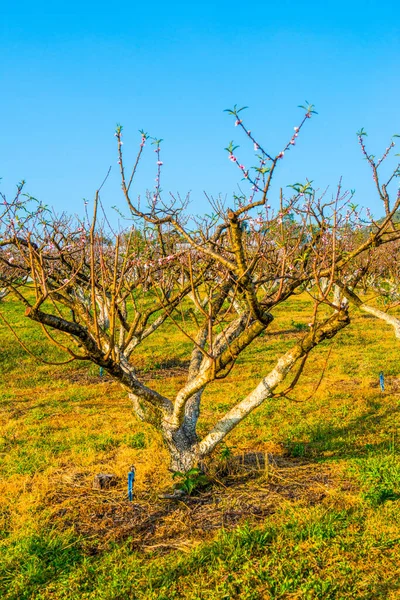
286,404,400,461
0,531,85,600
47,451,336,556
359,575,400,600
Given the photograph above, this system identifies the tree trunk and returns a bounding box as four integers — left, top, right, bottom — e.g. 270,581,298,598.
161,418,199,472
168,444,199,473
130,393,200,472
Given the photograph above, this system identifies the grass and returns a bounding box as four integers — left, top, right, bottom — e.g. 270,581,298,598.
0,294,400,598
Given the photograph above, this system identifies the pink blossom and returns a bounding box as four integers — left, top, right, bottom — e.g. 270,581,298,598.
277,152,284,159
254,143,259,151
235,120,242,126
294,126,299,132
239,164,245,170
229,155,237,162
157,161,163,165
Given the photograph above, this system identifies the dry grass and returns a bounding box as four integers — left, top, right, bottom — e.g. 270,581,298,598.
1,294,400,598
40,452,345,554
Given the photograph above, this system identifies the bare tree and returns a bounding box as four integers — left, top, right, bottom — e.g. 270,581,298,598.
1,107,399,472
333,132,400,338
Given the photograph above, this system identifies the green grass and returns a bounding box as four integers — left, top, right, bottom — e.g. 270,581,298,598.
1,294,400,598
352,452,400,506
1,505,399,599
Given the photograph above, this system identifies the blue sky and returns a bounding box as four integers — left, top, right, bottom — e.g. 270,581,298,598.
1,1,399,222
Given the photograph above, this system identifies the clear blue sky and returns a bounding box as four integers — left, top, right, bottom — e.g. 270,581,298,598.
1,0,399,221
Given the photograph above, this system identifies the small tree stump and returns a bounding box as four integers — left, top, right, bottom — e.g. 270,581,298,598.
92,473,118,490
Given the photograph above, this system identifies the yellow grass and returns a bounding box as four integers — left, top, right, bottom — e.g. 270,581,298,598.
0,294,399,598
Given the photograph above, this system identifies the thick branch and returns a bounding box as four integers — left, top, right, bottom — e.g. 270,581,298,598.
25,307,173,413
341,286,400,339
171,310,272,428
198,309,350,456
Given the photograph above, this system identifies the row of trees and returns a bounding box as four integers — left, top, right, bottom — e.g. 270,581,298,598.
1,106,399,472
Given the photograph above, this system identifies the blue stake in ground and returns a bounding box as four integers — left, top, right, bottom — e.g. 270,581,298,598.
379,371,385,392
128,466,135,501
99,367,104,377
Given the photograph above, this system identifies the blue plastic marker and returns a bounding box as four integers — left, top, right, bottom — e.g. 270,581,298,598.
128,466,135,501
379,372,385,392
99,367,104,377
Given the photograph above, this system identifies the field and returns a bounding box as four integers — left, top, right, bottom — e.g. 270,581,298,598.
1,294,400,599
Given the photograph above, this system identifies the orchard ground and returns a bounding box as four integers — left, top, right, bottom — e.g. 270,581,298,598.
0,293,399,599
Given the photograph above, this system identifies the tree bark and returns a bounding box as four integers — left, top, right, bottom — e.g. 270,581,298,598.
198,309,350,458
161,417,199,472
340,287,400,339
